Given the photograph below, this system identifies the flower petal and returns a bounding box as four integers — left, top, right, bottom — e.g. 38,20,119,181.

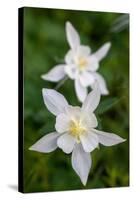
65,45,91,64
41,65,66,82
65,49,75,64
87,55,99,72
75,79,87,102
79,71,95,87
72,143,92,185
42,89,69,116
92,72,109,95
76,45,91,56
93,42,111,62
29,132,60,153
64,64,78,79
94,129,126,146
65,105,81,119
57,133,76,154
82,85,100,113
55,113,70,133
66,21,80,50
81,113,98,128
80,132,99,152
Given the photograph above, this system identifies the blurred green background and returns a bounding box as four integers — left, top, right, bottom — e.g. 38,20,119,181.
23,7,129,193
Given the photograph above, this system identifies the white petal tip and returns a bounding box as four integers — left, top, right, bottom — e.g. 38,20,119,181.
116,137,126,144
94,42,112,62
42,88,46,96
121,138,126,143
66,21,71,27
42,88,50,95
29,144,40,152
103,42,111,51
41,74,52,81
66,21,72,32
41,75,47,80
41,75,56,82
82,180,87,186
105,42,111,52
29,146,35,151
102,90,109,95
96,129,127,146
113,138,126,146
106,42,111,47
42,88,47,92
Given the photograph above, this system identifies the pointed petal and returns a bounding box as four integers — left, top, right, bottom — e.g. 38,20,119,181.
75,79,87,102
82,85,100,112
29,132,59,153
55,113,70,133
79,72,95,87
92,72,109,95
41,65,66,82
57,133,76,154
42,89,69,116
66,21,80,50
94,129,126,146
93,42,111,62
72,144,92,185
80,132,99,152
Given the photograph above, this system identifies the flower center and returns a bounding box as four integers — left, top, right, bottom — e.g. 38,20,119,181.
69,120,86,142
77,56,88,70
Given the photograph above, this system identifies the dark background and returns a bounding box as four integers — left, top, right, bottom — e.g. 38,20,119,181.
23,7,129,193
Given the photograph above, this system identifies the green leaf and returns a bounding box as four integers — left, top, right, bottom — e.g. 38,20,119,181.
96,97,123,115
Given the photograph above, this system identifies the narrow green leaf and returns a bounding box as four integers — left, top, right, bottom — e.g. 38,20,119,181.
96,97,124,115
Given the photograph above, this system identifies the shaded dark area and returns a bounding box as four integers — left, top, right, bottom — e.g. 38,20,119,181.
23,7,129,193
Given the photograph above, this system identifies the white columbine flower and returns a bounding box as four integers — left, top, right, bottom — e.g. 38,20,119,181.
42,21,111,102
29,88,125,185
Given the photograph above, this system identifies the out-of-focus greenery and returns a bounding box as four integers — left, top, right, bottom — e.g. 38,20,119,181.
23,7,129,193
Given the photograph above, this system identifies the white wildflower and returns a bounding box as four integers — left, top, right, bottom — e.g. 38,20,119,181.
29,88,125,185
42,22,111,102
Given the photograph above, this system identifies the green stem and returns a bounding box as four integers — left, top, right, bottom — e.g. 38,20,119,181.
54,76,68,90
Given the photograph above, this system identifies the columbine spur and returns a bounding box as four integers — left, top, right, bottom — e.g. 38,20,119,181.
29,87,125,185
42,21,111,102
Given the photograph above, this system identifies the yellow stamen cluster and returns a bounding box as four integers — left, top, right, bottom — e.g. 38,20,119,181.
77,57,88,70
69,120,86,142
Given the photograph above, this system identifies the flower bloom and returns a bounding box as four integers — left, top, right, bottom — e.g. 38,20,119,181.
42,21,111,102
29,88,126,185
